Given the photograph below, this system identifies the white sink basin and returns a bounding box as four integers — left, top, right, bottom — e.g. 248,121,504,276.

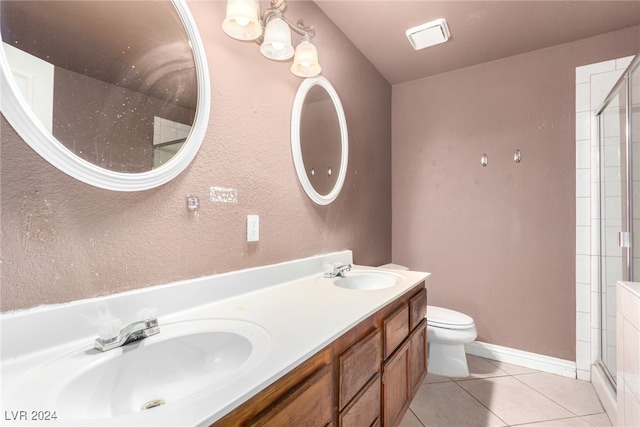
333,271,402,290
5,319,271,422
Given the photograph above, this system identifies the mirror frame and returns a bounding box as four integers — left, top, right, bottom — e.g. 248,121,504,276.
291,76,348,205
0,0,210,192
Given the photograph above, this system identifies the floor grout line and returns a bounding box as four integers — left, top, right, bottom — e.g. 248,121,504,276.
451,378,510,426
404,356,611,427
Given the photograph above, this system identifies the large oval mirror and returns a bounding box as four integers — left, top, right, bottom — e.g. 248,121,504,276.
291,76,348,205
0,0,210,191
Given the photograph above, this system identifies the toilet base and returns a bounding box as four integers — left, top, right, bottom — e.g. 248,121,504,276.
427,341,470,377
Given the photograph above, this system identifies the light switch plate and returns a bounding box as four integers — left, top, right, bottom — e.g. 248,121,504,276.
247,215,259,242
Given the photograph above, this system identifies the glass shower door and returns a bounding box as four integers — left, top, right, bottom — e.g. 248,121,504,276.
632,62,639,282
598,79,628,385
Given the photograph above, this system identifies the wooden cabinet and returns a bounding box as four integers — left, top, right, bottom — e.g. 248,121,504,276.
213,282,427,427
383,305,409,358
382,339,410,427
338,328,382,410
214,348,332,426
250,365,333,427
339,374,381,427
381,290,428,427
409,322,428,397
409,289,427,331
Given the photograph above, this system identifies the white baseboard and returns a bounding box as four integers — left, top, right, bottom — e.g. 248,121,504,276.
465,341,577,379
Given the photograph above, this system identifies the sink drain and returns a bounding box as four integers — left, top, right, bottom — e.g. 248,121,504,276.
141,399,165,411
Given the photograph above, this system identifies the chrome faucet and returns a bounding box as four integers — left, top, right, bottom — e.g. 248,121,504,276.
94,309,160,352
324,263,352,278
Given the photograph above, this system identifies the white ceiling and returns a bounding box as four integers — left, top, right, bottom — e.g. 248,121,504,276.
314,1,640,85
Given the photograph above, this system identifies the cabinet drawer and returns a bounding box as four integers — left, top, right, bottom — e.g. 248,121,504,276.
383,304,409,358
339,374,381,427
338,328,382,410
409,288,427,331
250,365,332,427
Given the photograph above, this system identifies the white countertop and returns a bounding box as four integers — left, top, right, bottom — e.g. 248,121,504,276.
1,251,429,426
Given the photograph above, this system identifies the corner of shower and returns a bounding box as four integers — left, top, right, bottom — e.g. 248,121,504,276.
593,52,639,416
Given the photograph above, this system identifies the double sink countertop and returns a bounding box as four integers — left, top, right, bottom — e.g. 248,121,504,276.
1,251,429,426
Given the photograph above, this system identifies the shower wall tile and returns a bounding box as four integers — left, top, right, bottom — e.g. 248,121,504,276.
577,339,591,372
591,72,623,110
605,255,624,285
576,169,591,197
591,219,600,256
576,112,592,140
591,319,599,363
577,311,591,342
577,226,591,255
576,198,590,226
577,283,591,313
577,254,591,284
576,83,591,112
616,56,635,71
576,60,616,84
591,255,600,292
591,290,600,328
576,139,590,169
591,184,600,219
590,147,600,180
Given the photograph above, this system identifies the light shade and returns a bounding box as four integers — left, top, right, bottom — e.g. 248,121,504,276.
260,12,294,60
222,0,262,41
290,36,321,77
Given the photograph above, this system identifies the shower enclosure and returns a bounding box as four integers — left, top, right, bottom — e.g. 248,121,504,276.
595,54,639,388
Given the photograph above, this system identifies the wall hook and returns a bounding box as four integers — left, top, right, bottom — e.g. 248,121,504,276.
481,153,488,167
514,149,522,163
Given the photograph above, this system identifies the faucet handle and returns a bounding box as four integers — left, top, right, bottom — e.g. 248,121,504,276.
98,317,122,341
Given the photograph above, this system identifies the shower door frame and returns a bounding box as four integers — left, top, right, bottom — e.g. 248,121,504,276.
594,54,639,389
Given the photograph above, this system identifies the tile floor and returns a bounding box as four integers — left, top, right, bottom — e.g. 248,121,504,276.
400,355,612,427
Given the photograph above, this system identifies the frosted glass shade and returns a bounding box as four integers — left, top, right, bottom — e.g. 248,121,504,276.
222,0,262,41
291,38,321,77
260,13,294,60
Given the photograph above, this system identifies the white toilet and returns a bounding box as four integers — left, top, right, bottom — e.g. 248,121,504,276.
426,305,477,377
378,263,477,377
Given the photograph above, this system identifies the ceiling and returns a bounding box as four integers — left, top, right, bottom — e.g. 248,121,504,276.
3,1,639,94
314,1,640,85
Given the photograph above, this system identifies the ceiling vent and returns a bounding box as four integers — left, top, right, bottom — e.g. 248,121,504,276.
406,18,450,50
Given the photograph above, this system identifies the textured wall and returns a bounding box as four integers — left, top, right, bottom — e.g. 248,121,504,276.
392,26,640,361
0,0,392,312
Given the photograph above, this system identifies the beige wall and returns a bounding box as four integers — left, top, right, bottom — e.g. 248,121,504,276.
392,25,640,361
0,1,392,312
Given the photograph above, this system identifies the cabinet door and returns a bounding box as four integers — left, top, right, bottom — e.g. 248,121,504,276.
409,288,427,331
339,374,381,427
382,340,410,427
408,321,427,398
250,365,333,427
338,329,381,410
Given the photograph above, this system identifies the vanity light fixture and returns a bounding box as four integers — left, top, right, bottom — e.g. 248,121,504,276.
222,0,321,77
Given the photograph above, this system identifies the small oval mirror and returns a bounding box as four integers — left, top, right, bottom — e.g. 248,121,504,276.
291,76,348,205
0,0,210,191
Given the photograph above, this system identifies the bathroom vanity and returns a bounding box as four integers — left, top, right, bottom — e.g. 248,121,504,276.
216,279,427,426
0,251,429,426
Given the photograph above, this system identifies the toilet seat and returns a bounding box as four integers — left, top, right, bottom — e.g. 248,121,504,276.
427,306,474,330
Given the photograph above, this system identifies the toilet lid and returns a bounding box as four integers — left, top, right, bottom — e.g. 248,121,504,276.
427,306,475,329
